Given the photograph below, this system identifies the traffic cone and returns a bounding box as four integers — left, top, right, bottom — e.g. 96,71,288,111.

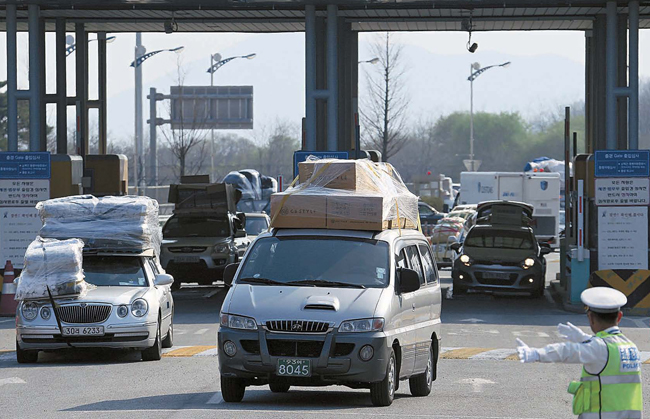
0,260,18,316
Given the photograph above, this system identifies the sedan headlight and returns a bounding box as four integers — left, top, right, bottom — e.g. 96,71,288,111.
21,302,38,321
40,306,51,320
220,313,257,330
117,305,129,318
214,243,230,254
523,258,535,269
131,299,149,317
339,318,384,333
460,254,471,266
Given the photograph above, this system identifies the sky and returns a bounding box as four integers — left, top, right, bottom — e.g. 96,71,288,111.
1,29,650,146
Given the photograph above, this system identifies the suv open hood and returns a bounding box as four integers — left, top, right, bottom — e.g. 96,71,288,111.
476,201,533,226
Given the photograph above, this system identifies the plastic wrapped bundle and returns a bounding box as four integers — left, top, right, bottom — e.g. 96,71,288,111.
37,195,161,254
15,237,92,300
271,158,419,232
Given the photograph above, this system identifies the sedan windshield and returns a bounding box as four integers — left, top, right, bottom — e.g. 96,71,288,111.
464,229,535,250
83,256,148,287
237,237,390,288
163,216,230,238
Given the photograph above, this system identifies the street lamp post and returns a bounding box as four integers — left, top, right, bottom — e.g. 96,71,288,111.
356,57,380,158
130,35,184,193
206,52,256,181
65,35,116,57
467,61,511,172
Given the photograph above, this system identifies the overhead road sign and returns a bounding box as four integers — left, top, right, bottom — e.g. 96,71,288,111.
293,151,349,179
463,159,482,171
0,152,51,179
169,86,253,130
594,150,650,178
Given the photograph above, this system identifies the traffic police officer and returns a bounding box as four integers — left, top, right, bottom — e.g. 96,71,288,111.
516,287,642,418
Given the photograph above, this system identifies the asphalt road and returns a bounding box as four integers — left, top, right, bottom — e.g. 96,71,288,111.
2,252,650,418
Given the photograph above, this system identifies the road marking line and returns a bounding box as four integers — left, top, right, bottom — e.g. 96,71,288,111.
469,349,517,360
174,329,187,335
203,289,221,299
75,408,548,418
162,345,216,357
206,393,223,404
441,348,493,359
0,377,25,387
0,318,14,324
194,328,209,335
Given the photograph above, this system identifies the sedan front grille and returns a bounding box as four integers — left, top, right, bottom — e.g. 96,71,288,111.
168,247,207,253
57,304,112,324
266,320,330,333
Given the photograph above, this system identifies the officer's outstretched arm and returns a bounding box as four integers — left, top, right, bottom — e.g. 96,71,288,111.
536,339,608,364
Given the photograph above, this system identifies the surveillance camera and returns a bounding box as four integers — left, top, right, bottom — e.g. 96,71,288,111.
468,43,478,53
164,20,174,34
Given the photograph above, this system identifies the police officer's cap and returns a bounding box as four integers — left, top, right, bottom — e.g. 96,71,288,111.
581,287,627,313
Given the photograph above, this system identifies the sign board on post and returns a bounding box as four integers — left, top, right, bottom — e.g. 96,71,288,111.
595,178,650,206
0,151,50,268
293,151,349,179
0,179,50,207
169,85,253,130
598,206,648,270
594,150,650,177
0,152,50,179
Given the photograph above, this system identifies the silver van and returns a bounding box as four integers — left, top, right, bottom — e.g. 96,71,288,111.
217,228,442,406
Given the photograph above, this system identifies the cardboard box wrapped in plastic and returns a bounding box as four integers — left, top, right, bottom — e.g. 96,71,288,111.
271,158,419,232
37,195,162,254
15,237,94,300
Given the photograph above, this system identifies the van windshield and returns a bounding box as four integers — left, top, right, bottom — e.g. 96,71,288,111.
464,229,535,250
163,216,230,238
237,237,390,288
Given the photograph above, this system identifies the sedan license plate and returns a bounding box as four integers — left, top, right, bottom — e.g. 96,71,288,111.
484,272,511,280
277,359,311,377
175,256,200,264
61,326,104,336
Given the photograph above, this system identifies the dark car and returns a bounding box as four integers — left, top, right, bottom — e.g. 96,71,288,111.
418,202,445,227
451,201,552,298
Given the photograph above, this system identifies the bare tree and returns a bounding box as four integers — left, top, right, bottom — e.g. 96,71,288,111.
160,56,208,180
360,33,410,162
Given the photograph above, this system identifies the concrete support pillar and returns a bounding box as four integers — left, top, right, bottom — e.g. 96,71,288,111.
38,16,47,152
337,21,358,153
629,0,640,149
149,87,157,185
304,5,317,151
585,31,593,154
587,16,607,153
616,13,628,150
605,1,618,150
75,23,88,158
28,4,42,151
55,18,67,154
98,33,108,155
6,4,18,151
326,5,338,151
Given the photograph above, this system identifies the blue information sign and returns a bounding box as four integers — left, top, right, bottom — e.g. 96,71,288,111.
594,150,650,178
0,152,51,179
293,151,349,178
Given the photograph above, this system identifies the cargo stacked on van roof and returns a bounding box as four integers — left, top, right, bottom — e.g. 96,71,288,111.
270,158,419,231
36,194,162,255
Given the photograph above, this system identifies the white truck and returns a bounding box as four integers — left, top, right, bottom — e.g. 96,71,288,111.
458,171,561,247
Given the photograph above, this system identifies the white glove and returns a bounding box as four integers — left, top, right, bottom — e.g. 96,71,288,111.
557,322,592,343
516,338,539,363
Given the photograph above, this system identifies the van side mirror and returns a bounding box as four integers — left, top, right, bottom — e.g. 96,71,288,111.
397,268,420,294
223,263,240,286
234,229,246,238
154,274,174,287
540,247,552,256
450,242,462,253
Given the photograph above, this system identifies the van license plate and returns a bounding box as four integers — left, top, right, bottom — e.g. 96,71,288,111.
484,272,510,280
277,359,311,377
61,326,104,336
175,256,200,263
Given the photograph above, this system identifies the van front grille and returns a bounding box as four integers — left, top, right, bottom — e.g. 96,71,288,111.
266,320,330,333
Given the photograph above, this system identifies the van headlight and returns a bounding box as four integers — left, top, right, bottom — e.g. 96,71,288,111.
131,299,149,317
460,254,471,266
220,313,257,330
22,302,38,321
523,258,535,269
339,318,384,333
